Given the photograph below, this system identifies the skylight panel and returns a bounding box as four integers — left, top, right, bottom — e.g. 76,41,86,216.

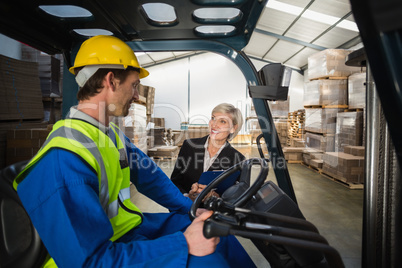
195,25,236,36
266,0,359,32
73,29,113,37
39,5,92,18
142,3,177,26
193,8,242,23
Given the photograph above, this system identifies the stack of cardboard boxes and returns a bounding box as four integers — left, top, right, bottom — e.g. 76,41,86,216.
121,103,148,154
302,49,366,186
249,98,289,146
280,49,367,187
0,54,50,168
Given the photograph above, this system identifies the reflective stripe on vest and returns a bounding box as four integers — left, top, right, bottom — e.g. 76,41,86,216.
41,126,111,216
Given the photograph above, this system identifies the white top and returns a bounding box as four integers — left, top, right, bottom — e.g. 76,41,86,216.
203,136,226,172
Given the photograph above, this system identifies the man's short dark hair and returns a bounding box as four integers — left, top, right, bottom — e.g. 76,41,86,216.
76,66,140,101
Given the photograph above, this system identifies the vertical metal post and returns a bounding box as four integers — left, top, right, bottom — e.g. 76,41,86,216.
362,63,380,268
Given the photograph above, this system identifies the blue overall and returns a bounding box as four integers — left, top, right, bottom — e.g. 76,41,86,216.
16,112,256,267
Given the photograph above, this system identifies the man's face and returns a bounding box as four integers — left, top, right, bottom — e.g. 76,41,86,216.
110,71,140,117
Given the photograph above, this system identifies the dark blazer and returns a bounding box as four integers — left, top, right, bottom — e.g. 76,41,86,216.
171,135,245,193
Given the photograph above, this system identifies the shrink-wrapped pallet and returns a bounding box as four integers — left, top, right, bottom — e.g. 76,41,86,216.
302,148,324,166
305,108,344,134
308,49,361,80
303,79,348,106
322,152,364,184
335,111,364,152
122,103,148,153
305,132,335,152
268,97,289,118
348,72,366,109
344,145,365,157
275,119,288,147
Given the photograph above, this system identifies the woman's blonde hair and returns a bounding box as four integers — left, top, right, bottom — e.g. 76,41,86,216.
211,103,243,141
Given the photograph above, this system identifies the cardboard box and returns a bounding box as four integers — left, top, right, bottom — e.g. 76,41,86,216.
268,97,289,118
344,145,365,157
275,119,288,146
148,127,166,146
302,148,324,166
187,126,209,139
304,79,348,106
283,147,304,162
322,152,364,183
0,55,44,120
310,159,324,169
290,138,305,147
305,108,344,134
308,49,362,80
305,132,335,152
151,117,165,128
348,72,366,109
6,128,51,165
335,111,364,152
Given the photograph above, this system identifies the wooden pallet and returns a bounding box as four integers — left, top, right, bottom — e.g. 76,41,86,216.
310,76,348,81
303,104,348,109
287,160,303,164
320,171,364,190
300,162,322,173
344,108,364,112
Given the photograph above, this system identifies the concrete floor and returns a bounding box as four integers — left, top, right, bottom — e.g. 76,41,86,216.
131,145,363,267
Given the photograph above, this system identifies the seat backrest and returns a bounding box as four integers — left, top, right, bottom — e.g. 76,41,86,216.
0,161,48,268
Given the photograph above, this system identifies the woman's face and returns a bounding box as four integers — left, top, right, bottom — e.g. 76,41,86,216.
208,112,236,143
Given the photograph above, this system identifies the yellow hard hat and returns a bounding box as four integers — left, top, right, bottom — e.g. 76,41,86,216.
69,35,149,79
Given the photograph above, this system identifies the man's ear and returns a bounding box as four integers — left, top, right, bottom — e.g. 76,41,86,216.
105,72,116,91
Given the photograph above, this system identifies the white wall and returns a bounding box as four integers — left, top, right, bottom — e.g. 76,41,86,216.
141,53,306,132
140,57,190,130
141,52,248,132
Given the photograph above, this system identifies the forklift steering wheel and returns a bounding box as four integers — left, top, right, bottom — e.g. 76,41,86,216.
189,158,269,220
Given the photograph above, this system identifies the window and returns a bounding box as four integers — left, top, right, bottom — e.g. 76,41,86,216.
142,3,178,26
195,25,236,36
72,29,113,37
193,8,242,23
39,5,92,19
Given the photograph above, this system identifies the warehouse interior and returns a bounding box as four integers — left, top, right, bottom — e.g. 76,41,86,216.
0,0,398,267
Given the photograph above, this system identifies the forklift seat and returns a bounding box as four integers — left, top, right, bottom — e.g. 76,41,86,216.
0,161,48,268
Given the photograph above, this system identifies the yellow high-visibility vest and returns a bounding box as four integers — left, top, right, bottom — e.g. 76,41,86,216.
14,119,143,267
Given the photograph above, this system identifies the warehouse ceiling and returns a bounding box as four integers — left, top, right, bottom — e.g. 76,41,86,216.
0,0,361,73
138,0,362,72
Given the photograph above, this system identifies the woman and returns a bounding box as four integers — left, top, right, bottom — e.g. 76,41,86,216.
171,103,245,200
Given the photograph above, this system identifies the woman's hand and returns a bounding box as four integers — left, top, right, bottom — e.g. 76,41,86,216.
188,183,219,202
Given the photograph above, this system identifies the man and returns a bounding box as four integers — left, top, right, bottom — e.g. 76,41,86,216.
13,35,255,267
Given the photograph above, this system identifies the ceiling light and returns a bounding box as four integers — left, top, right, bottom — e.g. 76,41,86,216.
266,0,359,32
